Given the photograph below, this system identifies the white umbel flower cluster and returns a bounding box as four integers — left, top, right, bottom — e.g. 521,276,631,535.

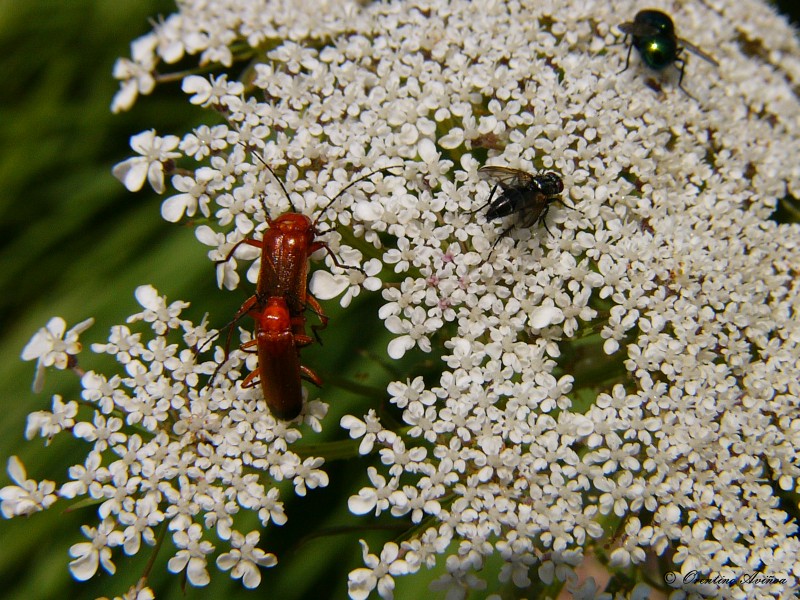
11,285,321,588
5,0,800,598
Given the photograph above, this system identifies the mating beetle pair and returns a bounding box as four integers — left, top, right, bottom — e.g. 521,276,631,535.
212,154,400,419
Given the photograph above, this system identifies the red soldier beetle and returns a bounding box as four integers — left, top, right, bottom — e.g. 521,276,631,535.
217,151,402,347
240,296,322,420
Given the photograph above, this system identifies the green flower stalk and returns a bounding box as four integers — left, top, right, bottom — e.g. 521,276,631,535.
4,0,800,598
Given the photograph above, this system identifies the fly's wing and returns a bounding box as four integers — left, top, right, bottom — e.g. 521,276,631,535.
519,190,552,228
618,21,660,37
678,38,719,66
478,166,534,191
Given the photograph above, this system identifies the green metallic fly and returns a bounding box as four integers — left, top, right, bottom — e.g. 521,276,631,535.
619,10,719,98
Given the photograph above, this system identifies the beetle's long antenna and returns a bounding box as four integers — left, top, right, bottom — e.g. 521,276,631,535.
248,148,295,214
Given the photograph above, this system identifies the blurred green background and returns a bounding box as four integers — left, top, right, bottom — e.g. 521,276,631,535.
0,1,797,599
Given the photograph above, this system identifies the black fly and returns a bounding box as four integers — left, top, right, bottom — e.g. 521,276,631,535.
473,166,566,253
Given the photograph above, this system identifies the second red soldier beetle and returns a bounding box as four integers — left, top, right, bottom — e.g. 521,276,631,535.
239,296,322,420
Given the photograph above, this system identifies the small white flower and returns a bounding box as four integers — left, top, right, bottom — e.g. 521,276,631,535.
384,306,443,359
81,371,128,414
112,130,180,193
341,409,384,455
291,457,329,497
0,456,57,518
180,124,229,161
110,34,157,113
118,494,163,556
182,74,244,108
348,467,395,516
347,541,409,600
127,284,189,334
167,523,214,587
90,325,143,364
161,173,210,222
68,518,124,581
25,394,78,441
21,316,94,392
72,413,126,452
59,451,108,499
216,530,277,588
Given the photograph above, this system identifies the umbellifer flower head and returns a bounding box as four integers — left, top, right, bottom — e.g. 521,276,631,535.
5,0,800,598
